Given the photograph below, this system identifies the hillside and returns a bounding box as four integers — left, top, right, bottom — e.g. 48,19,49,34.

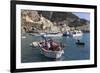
21,10,90,33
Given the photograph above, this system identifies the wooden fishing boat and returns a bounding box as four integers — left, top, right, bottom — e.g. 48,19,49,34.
38,42,64,59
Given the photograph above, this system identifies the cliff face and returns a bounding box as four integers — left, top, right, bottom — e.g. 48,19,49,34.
21,10,90,33
39,11,79,26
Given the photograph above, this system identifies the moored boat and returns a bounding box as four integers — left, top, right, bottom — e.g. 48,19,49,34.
38,41,64,59
70,30,83,37
21,36,26,39
29,33,40,36
40,32,62,37
63,31,70,36
75,40,85,45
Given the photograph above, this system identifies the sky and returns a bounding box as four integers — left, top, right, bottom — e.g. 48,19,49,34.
73,12,90,21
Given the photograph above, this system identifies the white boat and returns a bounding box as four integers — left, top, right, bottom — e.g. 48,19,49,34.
21,36,26,39
40,32,62,37
63,31,70,36
39,42,64,59
70,30,83,37
30,41,39,47
29,33,40,36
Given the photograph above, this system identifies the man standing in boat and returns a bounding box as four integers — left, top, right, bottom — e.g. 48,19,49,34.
49,38,53,47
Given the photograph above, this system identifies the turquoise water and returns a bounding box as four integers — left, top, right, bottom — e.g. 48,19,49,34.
21,33,90,63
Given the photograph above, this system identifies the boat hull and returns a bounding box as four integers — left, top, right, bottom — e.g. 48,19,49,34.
40,33,62,37
40,48,64,59
70,30,83,37
72,33,83,37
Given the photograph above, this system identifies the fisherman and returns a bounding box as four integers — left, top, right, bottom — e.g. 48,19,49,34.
60,42,64,48
49,38,53,47
77,40,80,43
48,38,54,50
44,39,50,49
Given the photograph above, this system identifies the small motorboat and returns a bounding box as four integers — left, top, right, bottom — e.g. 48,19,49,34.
40,32,62,37
21,36,26,39
63,31,70,36
75,40,85,45
29,33,40,36
38,41,64,59
70,30,83,37
29,41,39,47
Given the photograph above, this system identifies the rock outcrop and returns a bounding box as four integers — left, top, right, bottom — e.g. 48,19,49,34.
21,10,90,33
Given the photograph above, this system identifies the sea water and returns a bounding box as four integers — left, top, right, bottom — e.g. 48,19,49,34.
21,33,90,63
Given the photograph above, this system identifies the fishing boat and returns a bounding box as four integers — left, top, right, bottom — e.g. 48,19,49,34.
40,32,62,37
75,40,85,45
21,36,26,39
70,30,83,37
63,31,70,36
30,41,39,47
29,33,40,36
38,41,64,59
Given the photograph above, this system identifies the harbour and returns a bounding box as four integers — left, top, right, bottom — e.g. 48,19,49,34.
21,10,90,63
21,32,90,63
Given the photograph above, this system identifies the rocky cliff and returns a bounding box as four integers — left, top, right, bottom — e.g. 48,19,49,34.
21,10,90,33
